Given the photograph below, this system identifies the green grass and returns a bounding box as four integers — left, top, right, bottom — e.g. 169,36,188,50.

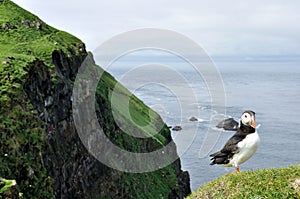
0,0,82,67
0,178,16,194
117,164,178,198
187,164,300,199
88,60,168,149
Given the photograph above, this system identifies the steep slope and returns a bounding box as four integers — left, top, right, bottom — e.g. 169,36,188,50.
0,0,190,198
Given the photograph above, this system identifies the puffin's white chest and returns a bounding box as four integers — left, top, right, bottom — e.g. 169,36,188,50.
230,131,260,167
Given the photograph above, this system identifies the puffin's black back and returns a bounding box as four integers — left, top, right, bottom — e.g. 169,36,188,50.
210,119,256,165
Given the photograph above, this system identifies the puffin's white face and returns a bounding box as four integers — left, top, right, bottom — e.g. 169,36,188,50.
241,112,256,128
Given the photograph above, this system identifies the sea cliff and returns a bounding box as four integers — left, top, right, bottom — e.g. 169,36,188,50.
0,1,190,198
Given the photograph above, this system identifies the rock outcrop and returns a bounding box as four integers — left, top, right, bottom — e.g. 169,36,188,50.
0,1,190,198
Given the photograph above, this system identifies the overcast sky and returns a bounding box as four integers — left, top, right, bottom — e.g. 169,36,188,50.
12,0,300,59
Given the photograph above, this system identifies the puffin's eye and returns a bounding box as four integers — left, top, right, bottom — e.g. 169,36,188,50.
244,115,247,118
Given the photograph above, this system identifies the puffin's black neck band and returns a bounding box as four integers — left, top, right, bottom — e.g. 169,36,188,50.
240,122,256,133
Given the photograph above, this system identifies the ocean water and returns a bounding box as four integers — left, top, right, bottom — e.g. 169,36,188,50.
105,57,300,191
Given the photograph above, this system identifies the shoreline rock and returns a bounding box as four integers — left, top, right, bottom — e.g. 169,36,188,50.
172,126,183,131
189,116,198,122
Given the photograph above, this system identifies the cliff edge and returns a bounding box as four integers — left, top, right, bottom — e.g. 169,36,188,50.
0,0,190,198
186,165,300,199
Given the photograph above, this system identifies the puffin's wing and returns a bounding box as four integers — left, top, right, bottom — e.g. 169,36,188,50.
220,134,245,153
216,118,239,131
209,134,245,164
209,136,241,158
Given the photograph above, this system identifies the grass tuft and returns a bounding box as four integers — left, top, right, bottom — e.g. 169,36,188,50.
187,164,300,199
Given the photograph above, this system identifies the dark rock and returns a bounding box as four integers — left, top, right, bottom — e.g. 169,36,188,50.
172,126,182,131
21,19,31,27
23,48,190,198
189,116,198,122
21,20,41,29
178,170,191,197
44,96,53,107
2,22,16,30
35,21,42,29
216,118,239,131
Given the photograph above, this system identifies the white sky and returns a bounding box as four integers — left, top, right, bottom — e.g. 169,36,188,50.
12,0,300,58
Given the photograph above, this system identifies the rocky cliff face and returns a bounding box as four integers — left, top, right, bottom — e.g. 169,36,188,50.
0,1,190,198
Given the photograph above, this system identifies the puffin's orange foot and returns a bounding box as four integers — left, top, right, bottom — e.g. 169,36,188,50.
235,167,240,173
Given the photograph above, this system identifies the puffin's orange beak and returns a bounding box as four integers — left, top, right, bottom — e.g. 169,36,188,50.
251,120,257,128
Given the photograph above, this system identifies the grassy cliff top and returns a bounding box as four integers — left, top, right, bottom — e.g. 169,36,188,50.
0,0,83,67
187,164,300,199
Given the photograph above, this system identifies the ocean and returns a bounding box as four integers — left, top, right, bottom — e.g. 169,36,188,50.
105,55,300,191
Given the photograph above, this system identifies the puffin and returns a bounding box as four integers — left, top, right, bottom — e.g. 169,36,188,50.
210,110,260,173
